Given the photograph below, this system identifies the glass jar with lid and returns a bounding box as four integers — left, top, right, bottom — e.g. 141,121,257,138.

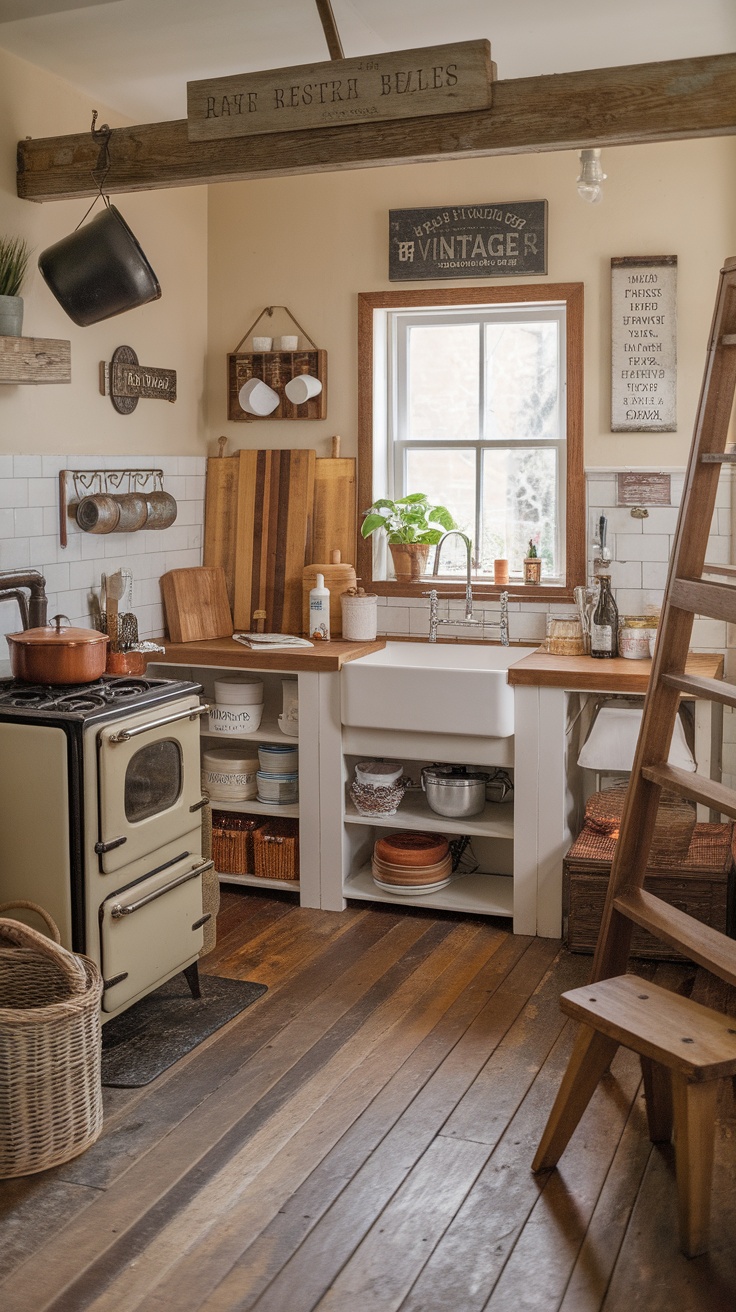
618,615,659,660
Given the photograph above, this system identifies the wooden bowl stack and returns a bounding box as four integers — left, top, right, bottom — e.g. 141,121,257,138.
371,833,452,893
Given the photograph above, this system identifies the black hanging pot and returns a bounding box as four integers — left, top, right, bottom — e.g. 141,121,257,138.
38,203,161,327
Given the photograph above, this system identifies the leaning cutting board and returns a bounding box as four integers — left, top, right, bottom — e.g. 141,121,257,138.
309,435,356,569
232,448,315,634
203,437,240,611
161,566,233,644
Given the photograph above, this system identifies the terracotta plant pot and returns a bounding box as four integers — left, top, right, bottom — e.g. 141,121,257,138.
523,556,542,585
389,542,430,584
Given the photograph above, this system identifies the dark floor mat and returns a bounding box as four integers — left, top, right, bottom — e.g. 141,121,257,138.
101,973,267,1087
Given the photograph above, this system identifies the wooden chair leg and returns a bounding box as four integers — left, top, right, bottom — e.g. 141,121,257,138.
641,1056,673,1143
671,1073,720,1257
533,1024,619,1172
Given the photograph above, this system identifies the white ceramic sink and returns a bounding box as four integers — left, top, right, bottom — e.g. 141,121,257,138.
341,642,536,738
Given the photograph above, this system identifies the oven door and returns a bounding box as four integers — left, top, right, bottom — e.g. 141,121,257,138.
99,853,213,1012
97,699,207,875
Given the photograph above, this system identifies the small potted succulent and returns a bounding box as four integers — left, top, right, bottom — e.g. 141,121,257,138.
361,494,456,583
523,536,542,585
0,235,31,337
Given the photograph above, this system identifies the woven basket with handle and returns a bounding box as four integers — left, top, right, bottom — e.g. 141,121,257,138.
584,785,696,866
0,901,103,1178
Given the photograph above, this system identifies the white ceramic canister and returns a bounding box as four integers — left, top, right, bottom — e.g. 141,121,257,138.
208,701,264,735
257,770,299,804
355,760,402,787
213,675,264,705
258,743,299,774
341,593,378,642
619,617,656,660
202,747,259,802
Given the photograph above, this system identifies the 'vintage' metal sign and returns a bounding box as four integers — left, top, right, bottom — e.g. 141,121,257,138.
187,40,492,141
389,201,548,281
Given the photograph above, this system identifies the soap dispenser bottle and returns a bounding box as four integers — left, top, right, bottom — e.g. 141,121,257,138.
309,573,331,641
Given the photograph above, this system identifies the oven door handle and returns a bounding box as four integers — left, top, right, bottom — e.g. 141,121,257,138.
107,704,209,743
109,859,214,919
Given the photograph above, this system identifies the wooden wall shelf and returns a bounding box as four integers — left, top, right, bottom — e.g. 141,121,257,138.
0,335,71,385
228,349,327,421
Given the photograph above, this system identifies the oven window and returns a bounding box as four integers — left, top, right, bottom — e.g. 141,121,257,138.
125,739,182,822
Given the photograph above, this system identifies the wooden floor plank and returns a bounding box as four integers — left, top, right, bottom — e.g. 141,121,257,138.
93,922,503,1312
200,932,532,1312
238,938,560,1312
0,1179,102,1283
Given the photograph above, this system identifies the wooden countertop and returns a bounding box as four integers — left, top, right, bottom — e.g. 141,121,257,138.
507,650,724,692
149,636,386,673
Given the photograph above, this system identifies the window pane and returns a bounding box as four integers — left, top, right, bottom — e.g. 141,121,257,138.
480,447,559,578
484,321,559,441
405,447,475,575
407,324,479,440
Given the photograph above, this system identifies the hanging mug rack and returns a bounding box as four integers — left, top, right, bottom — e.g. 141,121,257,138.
58,468,178,548
227,304,327,422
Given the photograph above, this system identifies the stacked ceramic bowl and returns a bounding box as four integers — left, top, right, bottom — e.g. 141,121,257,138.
208,675,264,736
202,746,259,803
350,760,406,817
371,832,452,894
257,742,299,805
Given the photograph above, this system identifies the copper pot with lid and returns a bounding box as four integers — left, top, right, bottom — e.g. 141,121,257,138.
6,615,109,684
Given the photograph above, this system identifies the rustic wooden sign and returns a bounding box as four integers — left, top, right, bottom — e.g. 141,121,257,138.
187,40,492,141
389,201,547,280
611,256,677,432
617,472,672,506
100,345,176,415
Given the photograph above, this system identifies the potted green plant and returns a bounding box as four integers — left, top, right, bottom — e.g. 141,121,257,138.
361,494,456,583
0,236,31,337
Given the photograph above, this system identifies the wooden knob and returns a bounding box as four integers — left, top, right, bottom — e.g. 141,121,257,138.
331,435,341,459
218,436,227,458
331,549,341,564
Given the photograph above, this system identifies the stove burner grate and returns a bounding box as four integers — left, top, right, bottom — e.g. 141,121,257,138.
0,674,171,713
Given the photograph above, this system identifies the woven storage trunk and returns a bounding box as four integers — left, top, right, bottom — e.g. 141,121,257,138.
584,784,696,864
563,822,734,960
211,811,266,876
0,902,103,1178
253,819,300,881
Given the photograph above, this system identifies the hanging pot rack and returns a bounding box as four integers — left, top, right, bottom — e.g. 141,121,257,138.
58,467,166,548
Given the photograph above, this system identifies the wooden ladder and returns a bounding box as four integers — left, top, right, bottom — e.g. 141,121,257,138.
532,256,736,1256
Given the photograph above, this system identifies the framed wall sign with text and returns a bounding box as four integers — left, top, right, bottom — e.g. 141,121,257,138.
389,201,547,281
611,256,677,432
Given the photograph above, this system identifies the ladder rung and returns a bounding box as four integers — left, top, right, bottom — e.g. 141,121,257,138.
661,672,736,710
700,451,736,462
703,563,736,577
613,889,736,989
670,576,736,624
641,762,736,820
722,334,736,346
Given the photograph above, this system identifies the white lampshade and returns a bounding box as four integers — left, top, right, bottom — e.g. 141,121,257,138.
577,706,696,773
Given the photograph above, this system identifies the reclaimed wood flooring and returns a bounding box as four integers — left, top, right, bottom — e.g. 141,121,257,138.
1,888,736,1312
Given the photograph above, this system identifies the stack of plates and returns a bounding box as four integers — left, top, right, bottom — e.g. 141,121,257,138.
371,832,452,894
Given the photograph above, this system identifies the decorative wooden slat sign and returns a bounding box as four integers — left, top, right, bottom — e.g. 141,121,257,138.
611,256,677,432
389,200,547,280
100,345,176,415
187,39,492,141
617,472,672,506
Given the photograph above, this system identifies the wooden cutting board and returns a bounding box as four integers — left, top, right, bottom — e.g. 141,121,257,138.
161,566,233,644
310,435,357,569
203,437,240,611
232,448,315,634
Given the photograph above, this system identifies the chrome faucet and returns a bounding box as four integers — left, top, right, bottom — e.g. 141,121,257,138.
424,534,511,644
432,531,475,619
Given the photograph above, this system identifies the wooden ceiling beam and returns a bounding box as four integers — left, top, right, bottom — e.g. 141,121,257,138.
16,52,736,203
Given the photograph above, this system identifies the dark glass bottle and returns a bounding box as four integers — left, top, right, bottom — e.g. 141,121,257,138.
591,574,619,658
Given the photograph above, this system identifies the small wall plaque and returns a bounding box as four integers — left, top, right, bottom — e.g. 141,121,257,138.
100,345,177,414
389,201,547,281
611,256,677,432
617,472,671,506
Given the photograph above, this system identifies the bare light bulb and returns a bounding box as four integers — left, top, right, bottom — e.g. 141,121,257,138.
576,148,607,204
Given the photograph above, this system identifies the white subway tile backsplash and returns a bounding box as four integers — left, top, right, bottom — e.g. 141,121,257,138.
0,456,14,479
691,618,728,649
0,479,28,509
0,509,13,539
641,507,679,534
641,561,668,590
378,606,410,635
616,533,671,562
0,538,31,569
13,455,43,478
31,478,58,507
704,536,730,564
42,562,70,593
610,560,642,590
41,455,67,478
14,507,44,537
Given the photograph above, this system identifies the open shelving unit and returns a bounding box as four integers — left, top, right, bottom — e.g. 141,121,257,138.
0,334,71,385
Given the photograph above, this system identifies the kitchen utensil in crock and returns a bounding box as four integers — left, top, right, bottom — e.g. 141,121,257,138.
6,615,108,684
38,203,161,328
421,766,488,818
76,494,121,534
104,570,125,656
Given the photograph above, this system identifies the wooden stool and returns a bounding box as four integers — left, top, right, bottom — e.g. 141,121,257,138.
532,974,736,1256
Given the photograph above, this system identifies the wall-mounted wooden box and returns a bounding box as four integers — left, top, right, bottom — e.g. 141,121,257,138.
227,349,327,421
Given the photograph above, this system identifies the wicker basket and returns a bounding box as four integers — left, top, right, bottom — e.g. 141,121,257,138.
253,820,300,882
584,784,696,865
211,811,266,875
0,901,103,1179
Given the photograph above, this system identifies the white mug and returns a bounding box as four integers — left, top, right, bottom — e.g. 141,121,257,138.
285,373,322,405
276,335,298,350
238,377,280,416
252,336,272,351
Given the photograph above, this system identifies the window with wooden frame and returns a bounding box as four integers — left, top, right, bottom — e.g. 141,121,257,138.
357,284,585,600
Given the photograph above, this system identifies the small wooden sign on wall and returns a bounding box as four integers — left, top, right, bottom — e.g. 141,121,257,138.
187,40,492,142
611,256,677,432
389,201,547,281
100,345,176,415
